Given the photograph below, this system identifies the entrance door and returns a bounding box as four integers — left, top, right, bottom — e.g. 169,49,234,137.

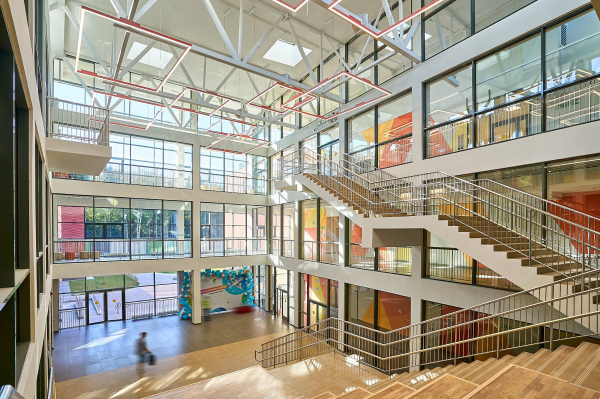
107,290,124,321
87,291,106,324
275,288,289,321
308,301,327,327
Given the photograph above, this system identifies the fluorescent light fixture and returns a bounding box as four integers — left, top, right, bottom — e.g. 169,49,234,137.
263,39,312,67
127,42,174,69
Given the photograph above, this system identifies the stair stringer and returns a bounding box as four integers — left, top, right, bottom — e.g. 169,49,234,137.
296,174,599,334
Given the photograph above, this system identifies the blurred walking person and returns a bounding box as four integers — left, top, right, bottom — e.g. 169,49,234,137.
135,332,152,372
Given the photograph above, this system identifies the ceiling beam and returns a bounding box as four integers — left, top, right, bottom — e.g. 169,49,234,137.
203,0,241,61
62,5,110,74
311,0,421,63
189,43,344,103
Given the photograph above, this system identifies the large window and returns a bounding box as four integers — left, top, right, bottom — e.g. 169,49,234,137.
300,199,338,264
426,9,600,158
348,284,411,332
348,94,412,169
301,199,318,261
347,220,411,275
301,274,338,327
54,195,191,262
423,0,536,59
53,132,193,189
200,147,267,194
200,203,267,257
426,234,520,291
272,202,295,258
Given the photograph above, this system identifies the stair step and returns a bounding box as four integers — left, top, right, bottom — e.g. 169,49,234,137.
446,362,471,379
469,355,515,385
512,351,534,365
568,344,600,392
459,359,492,381
520,348,551,369
536,345,576,375
337,387,371,399
311,392,337,399
365,377,402,393
367,383,414,399
399,367,447,390
409,374,477,398
551,342,600,381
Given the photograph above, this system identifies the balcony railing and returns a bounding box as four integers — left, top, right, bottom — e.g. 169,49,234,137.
48,97,109,145
53,239,191,263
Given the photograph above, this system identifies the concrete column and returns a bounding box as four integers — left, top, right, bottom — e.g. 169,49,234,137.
294,271,301,327
191,269,202,324
409,245,424,371
193,200,201,259
411,81,424,165
294,201,301,260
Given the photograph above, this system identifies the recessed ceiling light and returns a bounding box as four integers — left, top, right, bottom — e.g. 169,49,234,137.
127,41,174,70
263,39,312,67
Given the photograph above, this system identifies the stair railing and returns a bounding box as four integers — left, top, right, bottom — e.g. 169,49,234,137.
276,148,600,279
255,268,600,374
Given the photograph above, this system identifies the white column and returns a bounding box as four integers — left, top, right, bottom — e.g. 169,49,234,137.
411,81,424,165
52,279,60,333
409,245,423,371
191,269,202,324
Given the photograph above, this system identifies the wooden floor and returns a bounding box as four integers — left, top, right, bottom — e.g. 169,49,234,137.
268,352,390,398
144,366,303,399
56,331,290,399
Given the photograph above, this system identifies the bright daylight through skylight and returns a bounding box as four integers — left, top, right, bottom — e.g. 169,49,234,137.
263,39,312,67
126,42,174,69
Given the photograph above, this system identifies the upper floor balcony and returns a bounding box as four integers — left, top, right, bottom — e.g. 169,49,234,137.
45,97,112,175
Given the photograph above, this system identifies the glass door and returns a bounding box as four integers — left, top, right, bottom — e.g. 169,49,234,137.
87,291,106,324
319,141,339,175
309,301,327,327
107,290,124,321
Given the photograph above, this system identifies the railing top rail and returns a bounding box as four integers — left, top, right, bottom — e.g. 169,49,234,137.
475,178,600,225
47,96,109,112
261,267,600,352
0,386,25,399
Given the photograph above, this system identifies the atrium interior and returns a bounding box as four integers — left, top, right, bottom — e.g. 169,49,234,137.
3,0,600,398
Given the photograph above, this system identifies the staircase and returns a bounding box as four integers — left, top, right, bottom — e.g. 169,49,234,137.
306,342,600,398
276,148,600,304
261,148,600,396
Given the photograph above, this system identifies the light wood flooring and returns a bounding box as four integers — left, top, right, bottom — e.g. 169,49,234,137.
56,331,290,399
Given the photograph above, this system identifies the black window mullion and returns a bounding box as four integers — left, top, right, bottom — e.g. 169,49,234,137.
541,27,547,133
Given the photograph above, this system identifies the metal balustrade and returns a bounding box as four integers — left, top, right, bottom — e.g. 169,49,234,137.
58,308,87,330
125,297,178,320
53,240,192,262
277,147,600,279
265,147,600,374
256,268,600,374
48,97,109,145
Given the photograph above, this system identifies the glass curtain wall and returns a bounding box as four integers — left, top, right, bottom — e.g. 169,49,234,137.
301,199,338,264
54,195,191,262
271,202,296,258
426,234,521,290
301,274,338,327
348,284,411,331
200,203,267,257
200,147,267,194
426,9,600,158
347,220,411,275
423,0,537,59
53,133,193,188
58,272,179,328
348,93,412,169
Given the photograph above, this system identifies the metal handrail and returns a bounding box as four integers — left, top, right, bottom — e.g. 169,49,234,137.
0,386,25,399
47,367,54,399
276,149,600,277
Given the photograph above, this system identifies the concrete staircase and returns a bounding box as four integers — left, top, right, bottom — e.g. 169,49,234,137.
307,342,600,399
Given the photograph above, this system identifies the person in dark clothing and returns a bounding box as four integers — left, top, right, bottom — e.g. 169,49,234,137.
135,332,151,372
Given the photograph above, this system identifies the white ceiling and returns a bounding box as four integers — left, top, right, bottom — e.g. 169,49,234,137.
56,0,391,101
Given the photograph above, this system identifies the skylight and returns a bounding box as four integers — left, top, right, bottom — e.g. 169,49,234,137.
263,39,312,67
126,42,174,69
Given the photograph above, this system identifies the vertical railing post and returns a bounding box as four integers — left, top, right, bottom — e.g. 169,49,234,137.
528,209,533,268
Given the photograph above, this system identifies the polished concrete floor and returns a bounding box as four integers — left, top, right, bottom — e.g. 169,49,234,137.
52,307,293,382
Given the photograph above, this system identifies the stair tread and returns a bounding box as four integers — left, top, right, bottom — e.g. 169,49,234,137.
469,355,515,385
336,387,371,399
409,374,477,398
367,383,414,399
400,368,447,390
311,392,337,399
366,378,401,393
552,342,600,381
